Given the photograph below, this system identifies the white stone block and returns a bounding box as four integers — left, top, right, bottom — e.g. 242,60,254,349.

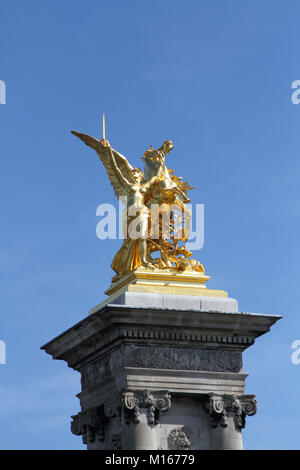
162,294,201,310
199,297,238,313
110,291,238,313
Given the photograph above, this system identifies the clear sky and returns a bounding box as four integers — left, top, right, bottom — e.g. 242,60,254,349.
0,0,299,450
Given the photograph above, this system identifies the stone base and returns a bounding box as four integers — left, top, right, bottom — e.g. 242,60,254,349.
41,293,281,450
93,291,238,314
91,267,228,312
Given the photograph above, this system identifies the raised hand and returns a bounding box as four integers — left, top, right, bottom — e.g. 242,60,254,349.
101,138,110,147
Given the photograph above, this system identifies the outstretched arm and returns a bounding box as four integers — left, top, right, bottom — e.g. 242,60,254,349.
101,139,131,188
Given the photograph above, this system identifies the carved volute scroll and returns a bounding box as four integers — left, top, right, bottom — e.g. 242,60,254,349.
123,390,171,425
205,393,257,431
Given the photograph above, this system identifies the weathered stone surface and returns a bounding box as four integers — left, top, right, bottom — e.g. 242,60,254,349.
110,292,239,313
41,303,281,367
205,393,257,430
41,296,281,450
109,345,242,374
167,426,194,450
123,390,171,426
80,345,242,391
77,369,249,412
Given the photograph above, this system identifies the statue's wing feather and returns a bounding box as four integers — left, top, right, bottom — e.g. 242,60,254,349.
71,131,100,150
71,130,133,198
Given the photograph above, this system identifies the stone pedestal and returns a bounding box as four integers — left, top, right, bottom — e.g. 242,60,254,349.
41,291,280,450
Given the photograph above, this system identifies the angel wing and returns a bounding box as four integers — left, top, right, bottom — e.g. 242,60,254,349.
71,130,134,198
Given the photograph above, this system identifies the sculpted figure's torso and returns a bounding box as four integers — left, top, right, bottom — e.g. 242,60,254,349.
127,184,147,212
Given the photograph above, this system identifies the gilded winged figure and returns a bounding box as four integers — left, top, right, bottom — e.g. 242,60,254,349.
71,130,204,281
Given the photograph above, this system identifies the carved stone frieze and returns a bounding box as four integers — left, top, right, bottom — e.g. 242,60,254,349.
110,345,242,375
80,345,242,390
80,355,111,389
67,324,256,369
205,393,257,431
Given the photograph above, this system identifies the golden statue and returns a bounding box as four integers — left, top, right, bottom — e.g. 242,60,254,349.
71,123,205,285
100,138,154,280
142,140,191,205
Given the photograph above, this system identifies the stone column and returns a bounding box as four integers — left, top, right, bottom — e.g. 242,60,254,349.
205,393,257,450
70,393,123,450
122,390,171,450
71,390,171,450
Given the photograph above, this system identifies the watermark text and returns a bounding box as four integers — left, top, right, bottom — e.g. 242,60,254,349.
96,199,204,250
0,340,6,364
291,340,300,365
0,80,6,104
291,80,300,104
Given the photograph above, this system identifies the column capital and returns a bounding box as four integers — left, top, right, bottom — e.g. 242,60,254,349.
123,390,171,425
205,393,257,431
71,393,123,445
71,406,108,444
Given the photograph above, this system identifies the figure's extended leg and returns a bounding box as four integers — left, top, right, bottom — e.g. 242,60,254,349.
139,239,156,266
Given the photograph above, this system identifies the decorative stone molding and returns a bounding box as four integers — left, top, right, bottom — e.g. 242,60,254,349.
71,394,122,444
69,328,254,368
123,390,171,425
80,345,242,390
104,393,122,419
80,356,111,388
109,345,242,375
205,393,257,431
71,406,107,444
71,390,171,443
168,426,193,450
123,391,140,424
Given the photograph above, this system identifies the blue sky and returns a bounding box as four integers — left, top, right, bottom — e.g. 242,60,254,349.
0,0,300,449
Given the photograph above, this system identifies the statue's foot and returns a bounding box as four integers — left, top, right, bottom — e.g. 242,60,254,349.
141,260,157,270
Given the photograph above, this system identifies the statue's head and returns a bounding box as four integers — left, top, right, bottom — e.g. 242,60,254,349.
161,140,174,154
132,167,143,183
